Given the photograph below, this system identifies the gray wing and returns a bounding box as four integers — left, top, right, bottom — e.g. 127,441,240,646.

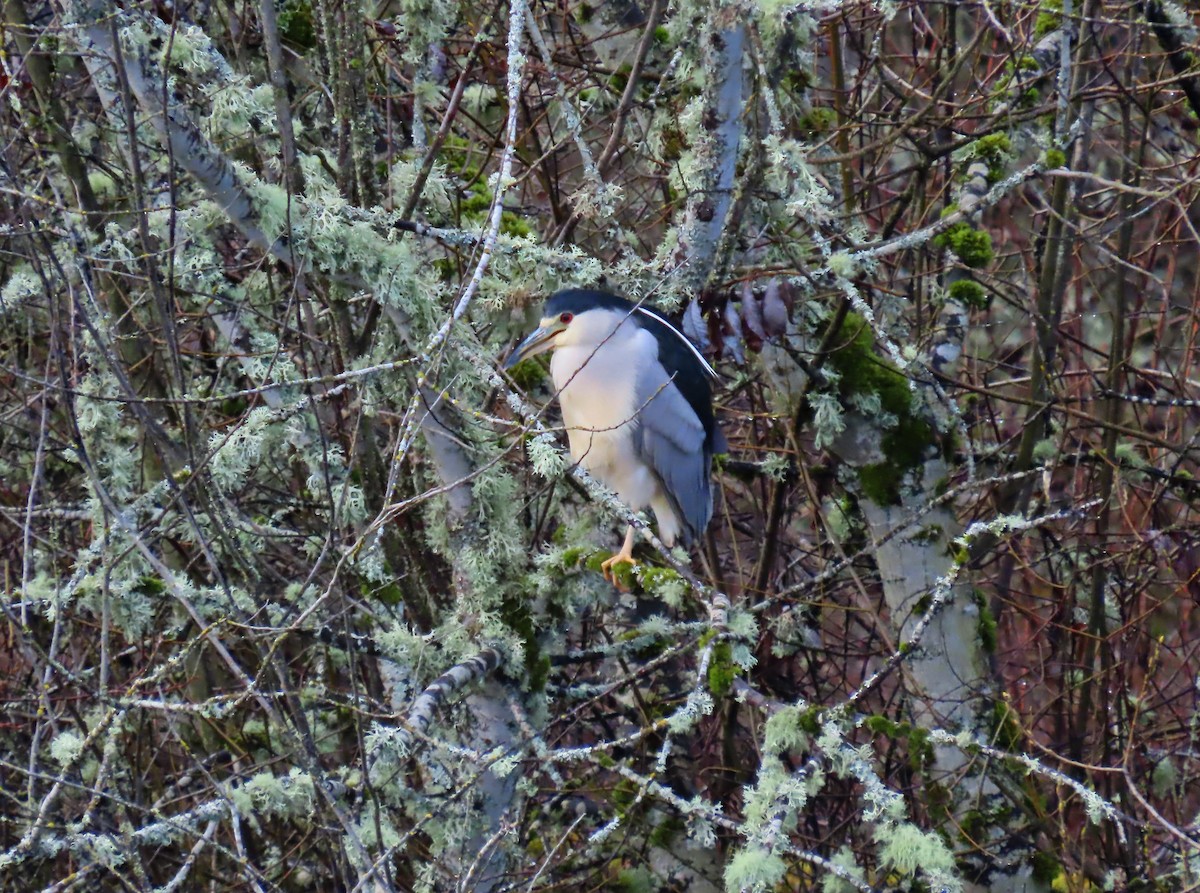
632,361,712,544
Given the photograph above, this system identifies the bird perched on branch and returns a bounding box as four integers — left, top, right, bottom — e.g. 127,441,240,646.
505,289,724,580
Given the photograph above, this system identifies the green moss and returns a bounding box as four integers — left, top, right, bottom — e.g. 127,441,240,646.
960,133,1011,183
608,63,632,94
858,464,901,504
616,867,654,893
707,640,736,697
501,594,548,692
660,126,686,161
865,716,934,772
797,706,822,735
935,221,994,268
639,566,680,590
949,278,989,309
500,212,532,238
911,524,943,544
799,106,837,137
460,185,493,216
507,355,549,390
585,550,637,589
782,69,812,92
278,1,317,50
990,701,1023,751
647,814,684,849
557,545,589,567
1034,0,1063,37
864,715,898,737
653,25,670,44
973,589,997,653
907,726,933,770
1034,10,1061,38
824,313,935,504
1044,148,1067,168
374,582,403,606
1031,851,1062,884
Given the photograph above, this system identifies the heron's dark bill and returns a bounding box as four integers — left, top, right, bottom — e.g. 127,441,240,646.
504,322,562,369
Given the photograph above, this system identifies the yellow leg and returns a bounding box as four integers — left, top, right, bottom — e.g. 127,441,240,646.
600,525,638,586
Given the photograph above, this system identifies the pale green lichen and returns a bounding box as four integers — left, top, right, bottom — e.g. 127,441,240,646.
231,768,317,821
49,730,85,766
819,847,867,893
527,433,566,478
876,823,958,887
724,846,787,892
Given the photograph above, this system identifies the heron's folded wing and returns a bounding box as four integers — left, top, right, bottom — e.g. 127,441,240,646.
632,364,712,544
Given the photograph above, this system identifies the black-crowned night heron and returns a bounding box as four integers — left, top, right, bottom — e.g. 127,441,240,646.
505,289,724,581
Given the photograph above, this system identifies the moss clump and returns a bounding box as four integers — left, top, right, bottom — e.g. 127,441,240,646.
707,639,736,697
584,551,637,590
911,523,943,544
824,313,934,504
373,582,403,606
949,278,989,309
782,69,812,93
935,221,994,268
660,126,687,162
864,716,935,771
639,565,680,590
797,706,822,735
278,1,317,49
653,25,670,44
968,132,1010,155
1034,1,1062,38
1018,87,1042,109
556,545,590,568
799,107,837,137
1044,147,1067,168
608,63,632,94
1031,851,1063,884
501,594,549,692
700,628,734,696
506,355,549,390
647,815,685,849
973,589,997,654
500,212,532,238
990,700,1024,751
459,184,492,216
960,133,1011,183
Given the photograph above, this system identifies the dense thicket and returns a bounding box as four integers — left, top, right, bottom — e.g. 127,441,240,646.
2,1,1200,891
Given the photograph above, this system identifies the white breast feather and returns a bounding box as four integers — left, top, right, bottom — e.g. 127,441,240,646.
551,326,663,515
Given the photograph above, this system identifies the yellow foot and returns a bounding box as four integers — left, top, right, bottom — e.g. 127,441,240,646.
600,550,638,589
601,526,640,590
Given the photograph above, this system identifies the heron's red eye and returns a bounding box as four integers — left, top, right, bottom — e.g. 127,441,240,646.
559,312,573,324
